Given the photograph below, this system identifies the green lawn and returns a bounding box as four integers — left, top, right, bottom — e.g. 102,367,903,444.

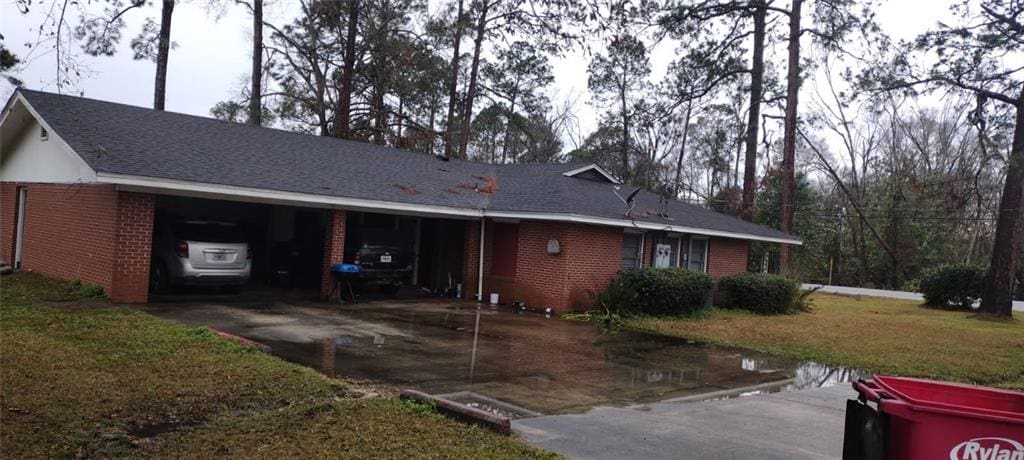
0,272,554,459
627,293,1024,390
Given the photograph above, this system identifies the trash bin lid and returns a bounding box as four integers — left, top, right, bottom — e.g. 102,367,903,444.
874,375,1024,421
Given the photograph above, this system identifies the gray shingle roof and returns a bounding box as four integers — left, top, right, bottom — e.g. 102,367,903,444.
15,89,797,242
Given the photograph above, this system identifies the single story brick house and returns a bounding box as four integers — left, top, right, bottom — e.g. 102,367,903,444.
0,89,799,308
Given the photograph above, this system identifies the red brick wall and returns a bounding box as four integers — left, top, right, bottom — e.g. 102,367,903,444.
7,183,120,289
707,237,750,279
563,224,624,309
321,209,347,300
505,220,569,308
475,226,750,310
0,183,157,302
110,192,154,303
480,220,623,311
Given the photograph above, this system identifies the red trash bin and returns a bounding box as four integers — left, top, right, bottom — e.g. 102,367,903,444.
851,375,1024,460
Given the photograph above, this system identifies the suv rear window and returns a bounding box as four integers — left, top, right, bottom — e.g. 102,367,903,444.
171,221,245,243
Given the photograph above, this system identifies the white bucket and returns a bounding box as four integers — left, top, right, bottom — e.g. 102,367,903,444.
489,293,499,305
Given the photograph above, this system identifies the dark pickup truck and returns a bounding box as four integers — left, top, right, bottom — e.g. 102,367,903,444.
345,242,413,284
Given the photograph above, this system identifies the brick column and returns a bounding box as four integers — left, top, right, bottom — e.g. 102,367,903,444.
463,220,481,301
641,232,654,268
110,191,155,303
321,209,347,300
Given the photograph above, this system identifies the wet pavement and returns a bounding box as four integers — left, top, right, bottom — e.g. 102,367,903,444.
516,385,853,459
141,298,859,417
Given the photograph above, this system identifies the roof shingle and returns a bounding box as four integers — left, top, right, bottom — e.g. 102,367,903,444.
14,89,796,242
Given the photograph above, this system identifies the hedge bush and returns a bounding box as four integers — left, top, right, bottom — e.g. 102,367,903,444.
919,263,986,310
598,268,713,316
717,272,804,315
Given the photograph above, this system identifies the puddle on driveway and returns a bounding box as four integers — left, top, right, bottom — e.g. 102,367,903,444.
144,300,860,417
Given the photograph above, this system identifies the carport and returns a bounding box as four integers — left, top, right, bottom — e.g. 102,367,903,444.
146,194,473,302
343,211,469,297
151,195,329,294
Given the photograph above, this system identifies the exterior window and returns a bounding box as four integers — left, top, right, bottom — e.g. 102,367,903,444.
622,234,642,269
40,126,49,141
687,238,708,272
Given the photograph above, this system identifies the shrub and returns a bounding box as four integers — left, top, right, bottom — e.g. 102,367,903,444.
717,272,805,315
901,278,921,294
68,279,106,299
918,263,986,310
598,268,713,317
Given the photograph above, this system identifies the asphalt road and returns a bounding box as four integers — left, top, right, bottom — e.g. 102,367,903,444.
803,284,1024,312
514,385,852,460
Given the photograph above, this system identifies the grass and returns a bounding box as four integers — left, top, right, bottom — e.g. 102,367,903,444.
0,272,555,459
627,293,1024,389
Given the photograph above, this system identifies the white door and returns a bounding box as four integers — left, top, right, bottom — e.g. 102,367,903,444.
654,243,672,268
14,187,27,269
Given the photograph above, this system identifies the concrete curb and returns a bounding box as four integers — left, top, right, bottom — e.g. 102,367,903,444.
436,391,543,419
209,328,272,353
399,389,512,435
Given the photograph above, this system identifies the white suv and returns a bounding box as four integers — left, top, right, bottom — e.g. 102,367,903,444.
150,220,251,293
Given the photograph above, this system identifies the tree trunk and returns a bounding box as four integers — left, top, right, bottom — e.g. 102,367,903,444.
457,2,489,159
979,102,1024,318
733,120,743,188
500,92,517,164
248,0,263,125
428,100,437,155
779,0,802,273
740,0,766,221
672,98,693,197
153,0,175,111
620,74,631,183
333,0,360,138
443,0,466,157
373,85,386,145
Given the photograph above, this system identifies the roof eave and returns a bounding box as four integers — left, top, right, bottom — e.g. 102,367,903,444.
483,209,802,245
98,172,800,244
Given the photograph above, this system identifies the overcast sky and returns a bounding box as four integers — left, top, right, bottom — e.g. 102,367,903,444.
2,0,955,142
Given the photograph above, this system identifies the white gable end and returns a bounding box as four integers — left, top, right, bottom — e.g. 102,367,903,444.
0,95,97,183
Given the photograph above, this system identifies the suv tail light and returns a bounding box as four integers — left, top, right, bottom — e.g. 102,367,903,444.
353,251,361,265
176,241,189,258
247,247,253,259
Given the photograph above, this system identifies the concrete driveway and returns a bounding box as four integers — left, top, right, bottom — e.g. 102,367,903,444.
141,296,858,457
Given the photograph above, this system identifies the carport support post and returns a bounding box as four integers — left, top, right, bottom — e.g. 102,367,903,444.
477,217,485,303
412,218,422,286
110,192,155,303
321,210,347,301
